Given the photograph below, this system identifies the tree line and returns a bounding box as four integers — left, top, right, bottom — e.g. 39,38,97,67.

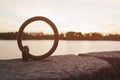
0,32,120,41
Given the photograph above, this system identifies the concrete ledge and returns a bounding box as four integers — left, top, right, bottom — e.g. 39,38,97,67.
0,54,118,80
78,51,120,58
78,51,120,79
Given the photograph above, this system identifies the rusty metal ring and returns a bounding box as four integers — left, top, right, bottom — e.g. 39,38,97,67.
17,16,59,60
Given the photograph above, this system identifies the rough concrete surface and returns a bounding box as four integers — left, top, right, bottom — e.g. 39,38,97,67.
0,53,119,80
78,51,120,79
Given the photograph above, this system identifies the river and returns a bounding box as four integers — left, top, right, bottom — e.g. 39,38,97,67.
0,40,120,59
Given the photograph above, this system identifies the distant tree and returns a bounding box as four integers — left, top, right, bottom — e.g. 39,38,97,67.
104,34,120,40
84,33,91,40
66,31,76,40
76,32,84,40
0,31,120,40
90,33,103,40
59,33,65,40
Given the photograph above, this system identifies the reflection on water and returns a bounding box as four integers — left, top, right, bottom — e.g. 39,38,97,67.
0,40,120,59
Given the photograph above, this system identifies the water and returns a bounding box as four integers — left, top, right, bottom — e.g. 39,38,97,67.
0,40,120,59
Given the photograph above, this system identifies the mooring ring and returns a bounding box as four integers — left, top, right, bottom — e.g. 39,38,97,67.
17,16,59,60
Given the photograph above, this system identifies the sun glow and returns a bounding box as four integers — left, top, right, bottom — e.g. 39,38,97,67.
0,0,120,34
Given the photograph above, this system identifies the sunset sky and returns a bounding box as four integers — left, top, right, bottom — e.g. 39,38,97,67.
0,0,120,34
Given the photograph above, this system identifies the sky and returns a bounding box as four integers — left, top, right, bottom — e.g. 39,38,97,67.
0,0,120,34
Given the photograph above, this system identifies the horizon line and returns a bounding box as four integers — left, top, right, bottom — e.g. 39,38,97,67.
0,31,120,34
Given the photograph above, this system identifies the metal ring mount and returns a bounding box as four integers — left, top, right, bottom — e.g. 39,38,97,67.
17,16,59,61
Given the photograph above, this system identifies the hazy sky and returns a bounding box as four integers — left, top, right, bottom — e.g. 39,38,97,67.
0,0,120,34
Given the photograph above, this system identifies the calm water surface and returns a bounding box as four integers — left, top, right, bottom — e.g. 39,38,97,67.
0,40,120,59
